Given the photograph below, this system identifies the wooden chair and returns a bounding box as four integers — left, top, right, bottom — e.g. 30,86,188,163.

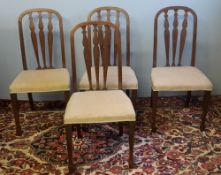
9,8,70,136
85,7,138,106
64,21,135,173
151,6,213,132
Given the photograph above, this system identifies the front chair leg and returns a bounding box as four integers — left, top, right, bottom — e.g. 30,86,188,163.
65,124,76,174
129,122,135,169
10,93,22,136
28,93,35,110
200,91,211,131
151,91,158,133
131,90,137,110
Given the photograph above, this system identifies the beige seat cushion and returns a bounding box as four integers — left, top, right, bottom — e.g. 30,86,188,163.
151,66,213,91
64,90,136,124
79,66,138,90
9,68,70,93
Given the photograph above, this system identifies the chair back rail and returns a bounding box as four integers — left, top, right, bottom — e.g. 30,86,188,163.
88,7,130,66
153,6,197,67
70,21,122,91
18,8,66,70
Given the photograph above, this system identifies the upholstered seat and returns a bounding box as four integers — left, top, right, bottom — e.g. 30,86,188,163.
9,68,70,93
151,66,213,91
80,66,138,90
64,90,135,124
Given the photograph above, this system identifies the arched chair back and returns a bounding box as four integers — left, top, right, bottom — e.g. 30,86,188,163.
153,6,197,67
18,8,66,70
88,7,130,66
70,21,122,91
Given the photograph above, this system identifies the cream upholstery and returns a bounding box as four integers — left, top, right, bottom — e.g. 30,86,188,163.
79,66,138,90
151,66,213,91
64,90,136,124
9,68,70,93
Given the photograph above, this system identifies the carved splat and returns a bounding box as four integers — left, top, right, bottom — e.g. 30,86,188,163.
172,9,178,66
38,12,46,68
153,6,197,68
88,7,130,66
98,25,104,65
82,26,92,90
48,12,53,68
178,10,188,66
164,10,170,66
103,25,110,89
29,13,41,69
93,25,100,89
19,9,66,71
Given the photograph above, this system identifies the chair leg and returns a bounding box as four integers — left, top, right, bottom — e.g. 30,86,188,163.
128,122,135,169
28,93,35,110
65,124,76,174
10,94,22,136
64,91,70,105
126,89,130,97
118,123,123,136
185,91,191,107
77,125,82,138
150,89,153,107
131,90,137,109
200,91,211,131
151,91,158,133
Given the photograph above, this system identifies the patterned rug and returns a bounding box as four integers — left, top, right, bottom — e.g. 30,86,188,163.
0,96,221,175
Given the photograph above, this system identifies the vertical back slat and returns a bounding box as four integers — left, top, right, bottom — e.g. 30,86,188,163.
38,12,46,68
103,25,110,90
107,9,111,22
48,12,53,68
164,10,170,66
97,11,104,66
93,25,100,89
115,29,122,89
29,13,41,69
172,9,178,66
82,26,93,90
114,10,120,66
106,10,111,65
178,10,188,66
98,26,104,66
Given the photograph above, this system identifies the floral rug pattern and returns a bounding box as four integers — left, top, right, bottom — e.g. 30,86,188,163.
0,96,221,174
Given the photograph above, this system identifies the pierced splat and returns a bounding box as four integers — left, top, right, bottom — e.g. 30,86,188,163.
172,9,178,66
178,10,188,66
164,10,170,66
88,7,130,66
153,6,197,67
71,22,122,90
18,9,66,71
29,13,41,69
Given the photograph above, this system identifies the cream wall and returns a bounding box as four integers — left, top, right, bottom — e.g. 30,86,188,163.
0,0,221,100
